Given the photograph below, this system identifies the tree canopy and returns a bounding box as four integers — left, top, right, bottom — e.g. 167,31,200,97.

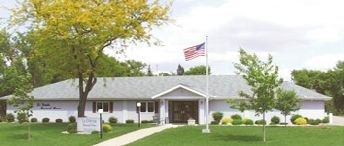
233,48,282,142
184,65,210,75
10,0,170,117
292,62,344,115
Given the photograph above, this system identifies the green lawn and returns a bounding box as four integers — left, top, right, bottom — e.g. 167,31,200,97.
127,126,344,146
0,123,153,146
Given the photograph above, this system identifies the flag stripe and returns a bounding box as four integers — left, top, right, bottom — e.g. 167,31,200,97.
183,42,205,61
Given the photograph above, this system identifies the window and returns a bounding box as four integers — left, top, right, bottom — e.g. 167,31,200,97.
139,101,155,113
97,102,110,113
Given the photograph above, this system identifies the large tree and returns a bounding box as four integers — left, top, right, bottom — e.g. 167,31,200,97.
11,0,170,117
184,65,210,75
234,48,282,142
177,64,184,75
292,62,344,115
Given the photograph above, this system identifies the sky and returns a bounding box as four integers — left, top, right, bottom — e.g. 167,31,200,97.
1,0,344,81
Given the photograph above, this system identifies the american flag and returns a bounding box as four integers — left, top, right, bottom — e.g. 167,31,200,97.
183,42,205,61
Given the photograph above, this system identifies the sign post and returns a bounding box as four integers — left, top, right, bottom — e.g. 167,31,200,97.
98,109,103,139
137,102,141,127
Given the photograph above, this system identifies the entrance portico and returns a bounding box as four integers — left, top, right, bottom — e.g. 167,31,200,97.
151,84,207,125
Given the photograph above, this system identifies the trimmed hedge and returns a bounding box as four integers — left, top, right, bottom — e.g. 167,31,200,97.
142,120,154,123
126,119,134,124
103,124,112,133
69,116,76,123
221,118,233,125
42,118,50,123
322,116,329,123
231,114,242,120
242,119,253,125
55,119,63,123
271,116,280,124
66,123,77,133
17,112,28,124
210,121,218,125
291,114,302,124
232,119,242,125
255,119,266,125
108,117,117,124
294,117,307,125
308,119,320,125
212,112,224,124
31,118,38,123
6,113,15,122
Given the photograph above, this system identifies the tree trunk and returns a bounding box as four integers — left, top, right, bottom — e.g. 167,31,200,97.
77,72,97,117
28,121,31,140
263,112,266,142
284,115,287,127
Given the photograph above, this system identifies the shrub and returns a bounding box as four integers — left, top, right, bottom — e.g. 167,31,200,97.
210,121,218,125
91,131,99,134
290,114,302,124
108,117,117,124
271,116,280,124
6,113,15,122
232,119,242,125
66,123,77,133
255,119,266,125
0,118,2,122
242,118,254,125
142,120,154,123
294,117,307,125
42,117,50,123
280,122,288,125
102,124,112,133
126,119,134,124
69,116,76,123
308,119,320,125
30,118,38,123
212,112,224,124
17,112,28,124
221,118,233,125
231,114,242,120
315,119,322,124
55,119,63,123
322,116,329,123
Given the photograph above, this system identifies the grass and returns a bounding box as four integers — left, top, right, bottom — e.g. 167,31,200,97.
127,125,344,146
0,122,153,146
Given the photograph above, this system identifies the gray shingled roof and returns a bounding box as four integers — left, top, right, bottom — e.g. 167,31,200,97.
1,75,331,100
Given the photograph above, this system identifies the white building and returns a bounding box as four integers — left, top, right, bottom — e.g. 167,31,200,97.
0,75,331,124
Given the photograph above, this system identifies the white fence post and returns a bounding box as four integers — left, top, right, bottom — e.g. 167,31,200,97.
329,113,333,124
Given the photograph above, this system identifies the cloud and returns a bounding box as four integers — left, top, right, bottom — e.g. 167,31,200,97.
304,54,344,70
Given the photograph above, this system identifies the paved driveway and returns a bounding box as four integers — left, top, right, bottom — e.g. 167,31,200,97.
332,116,344,126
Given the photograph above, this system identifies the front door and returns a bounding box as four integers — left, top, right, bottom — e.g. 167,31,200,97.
170,101,198,123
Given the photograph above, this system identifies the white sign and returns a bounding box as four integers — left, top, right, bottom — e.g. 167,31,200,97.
77,117,100,133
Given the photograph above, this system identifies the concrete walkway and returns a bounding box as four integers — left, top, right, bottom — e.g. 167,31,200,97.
94,124,181,146
332,116,344,126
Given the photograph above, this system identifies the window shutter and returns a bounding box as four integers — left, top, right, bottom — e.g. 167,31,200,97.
109,102,113,113
155,101,159,113
93,102,96,113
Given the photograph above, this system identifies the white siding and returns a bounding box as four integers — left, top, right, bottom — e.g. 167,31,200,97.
6,100,155,123
209,100,327,124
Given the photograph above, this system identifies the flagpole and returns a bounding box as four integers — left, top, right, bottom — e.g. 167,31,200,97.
203,35,210,133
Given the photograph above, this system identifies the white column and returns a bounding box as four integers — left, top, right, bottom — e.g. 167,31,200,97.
159,99,165,125
199,99,205,124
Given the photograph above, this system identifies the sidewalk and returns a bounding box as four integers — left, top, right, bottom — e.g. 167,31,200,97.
94,124,181,146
